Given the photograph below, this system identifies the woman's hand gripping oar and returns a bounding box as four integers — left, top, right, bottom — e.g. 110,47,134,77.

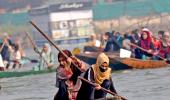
24,32,51,68
29,21,87,72
128,42,166,60
78,76,127,100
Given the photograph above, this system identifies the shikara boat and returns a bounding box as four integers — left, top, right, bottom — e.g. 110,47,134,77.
75,52,169,70
96,97,118,100
83,46,103,52
0,68,56,78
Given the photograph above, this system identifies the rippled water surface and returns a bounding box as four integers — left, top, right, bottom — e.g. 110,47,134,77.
1,67,170,100
1,45,170,100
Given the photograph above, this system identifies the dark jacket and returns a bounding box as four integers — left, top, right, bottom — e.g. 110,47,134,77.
104,36,121,52
0,39,13,61
135,40,154,59
76,68,117,100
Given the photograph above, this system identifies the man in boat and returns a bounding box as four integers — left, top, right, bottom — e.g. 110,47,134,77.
86,34,101,47
34,43,54,71
158,30,164,40
54,50,86,100
83,34,101,52
103,32,121,52
76,53,118,100
122,33,132,50
0,33,14,69
131,29,140,43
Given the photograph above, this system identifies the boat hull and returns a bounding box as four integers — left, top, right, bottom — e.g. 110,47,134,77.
0,68,56,78
75,52,168,70
84,46,103,52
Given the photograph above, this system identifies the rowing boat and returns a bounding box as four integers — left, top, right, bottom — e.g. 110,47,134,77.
0,68,56,78
95,97,118,100
84,46,103,52
75,52,168,70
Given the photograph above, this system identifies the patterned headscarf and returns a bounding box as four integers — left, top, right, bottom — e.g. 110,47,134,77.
58,50,72,62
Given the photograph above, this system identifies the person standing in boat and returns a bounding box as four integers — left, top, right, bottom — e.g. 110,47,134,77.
0,33,14,69
54,50,86,100
11,38,26,69
34,43,54,71
134,29,155,60
76,53,118,100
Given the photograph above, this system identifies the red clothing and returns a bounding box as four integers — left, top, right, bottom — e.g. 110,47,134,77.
140,30,152,50
152,39,162,50
0,67,4,71
159,45,170,58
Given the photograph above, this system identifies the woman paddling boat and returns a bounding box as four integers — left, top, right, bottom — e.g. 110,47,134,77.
54,50,86,100
76,53,126,100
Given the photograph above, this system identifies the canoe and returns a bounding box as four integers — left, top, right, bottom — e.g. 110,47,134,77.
83,46,103,52
95,97,118,100
75,52,169,70
0,68,56,78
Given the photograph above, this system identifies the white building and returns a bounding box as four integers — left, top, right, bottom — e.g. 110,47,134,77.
29,1,93,45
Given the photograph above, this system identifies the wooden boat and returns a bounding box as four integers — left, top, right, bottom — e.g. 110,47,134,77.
0,68,56,78
75,52,169,70
83,46,103,52
95,97,118,100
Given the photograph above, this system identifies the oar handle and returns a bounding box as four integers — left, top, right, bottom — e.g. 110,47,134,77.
25,32,49,66
129,42,166,60
25,32,36,49
78,76,127,100
29,21,86,72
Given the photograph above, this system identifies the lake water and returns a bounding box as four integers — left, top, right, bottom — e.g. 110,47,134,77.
0,44,170,100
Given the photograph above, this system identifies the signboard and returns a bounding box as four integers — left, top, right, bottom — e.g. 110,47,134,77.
49,1,92,12
51,18,93,39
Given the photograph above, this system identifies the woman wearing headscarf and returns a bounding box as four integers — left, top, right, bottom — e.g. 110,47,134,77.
34,43,54,70
54,50,86,100
135,29,155,59
76,53,117,100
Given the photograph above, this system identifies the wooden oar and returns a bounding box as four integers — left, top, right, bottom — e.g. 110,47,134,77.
29,21,86,72
21,57,39,63
24,32,49,67
0,41,5,53
78,76,127,100
129,42,166,60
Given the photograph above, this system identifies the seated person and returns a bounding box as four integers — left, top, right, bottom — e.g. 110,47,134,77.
77,53,118,100
34,43,54,70
135,29,154,59
104,32,121,52
159,32,170,62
